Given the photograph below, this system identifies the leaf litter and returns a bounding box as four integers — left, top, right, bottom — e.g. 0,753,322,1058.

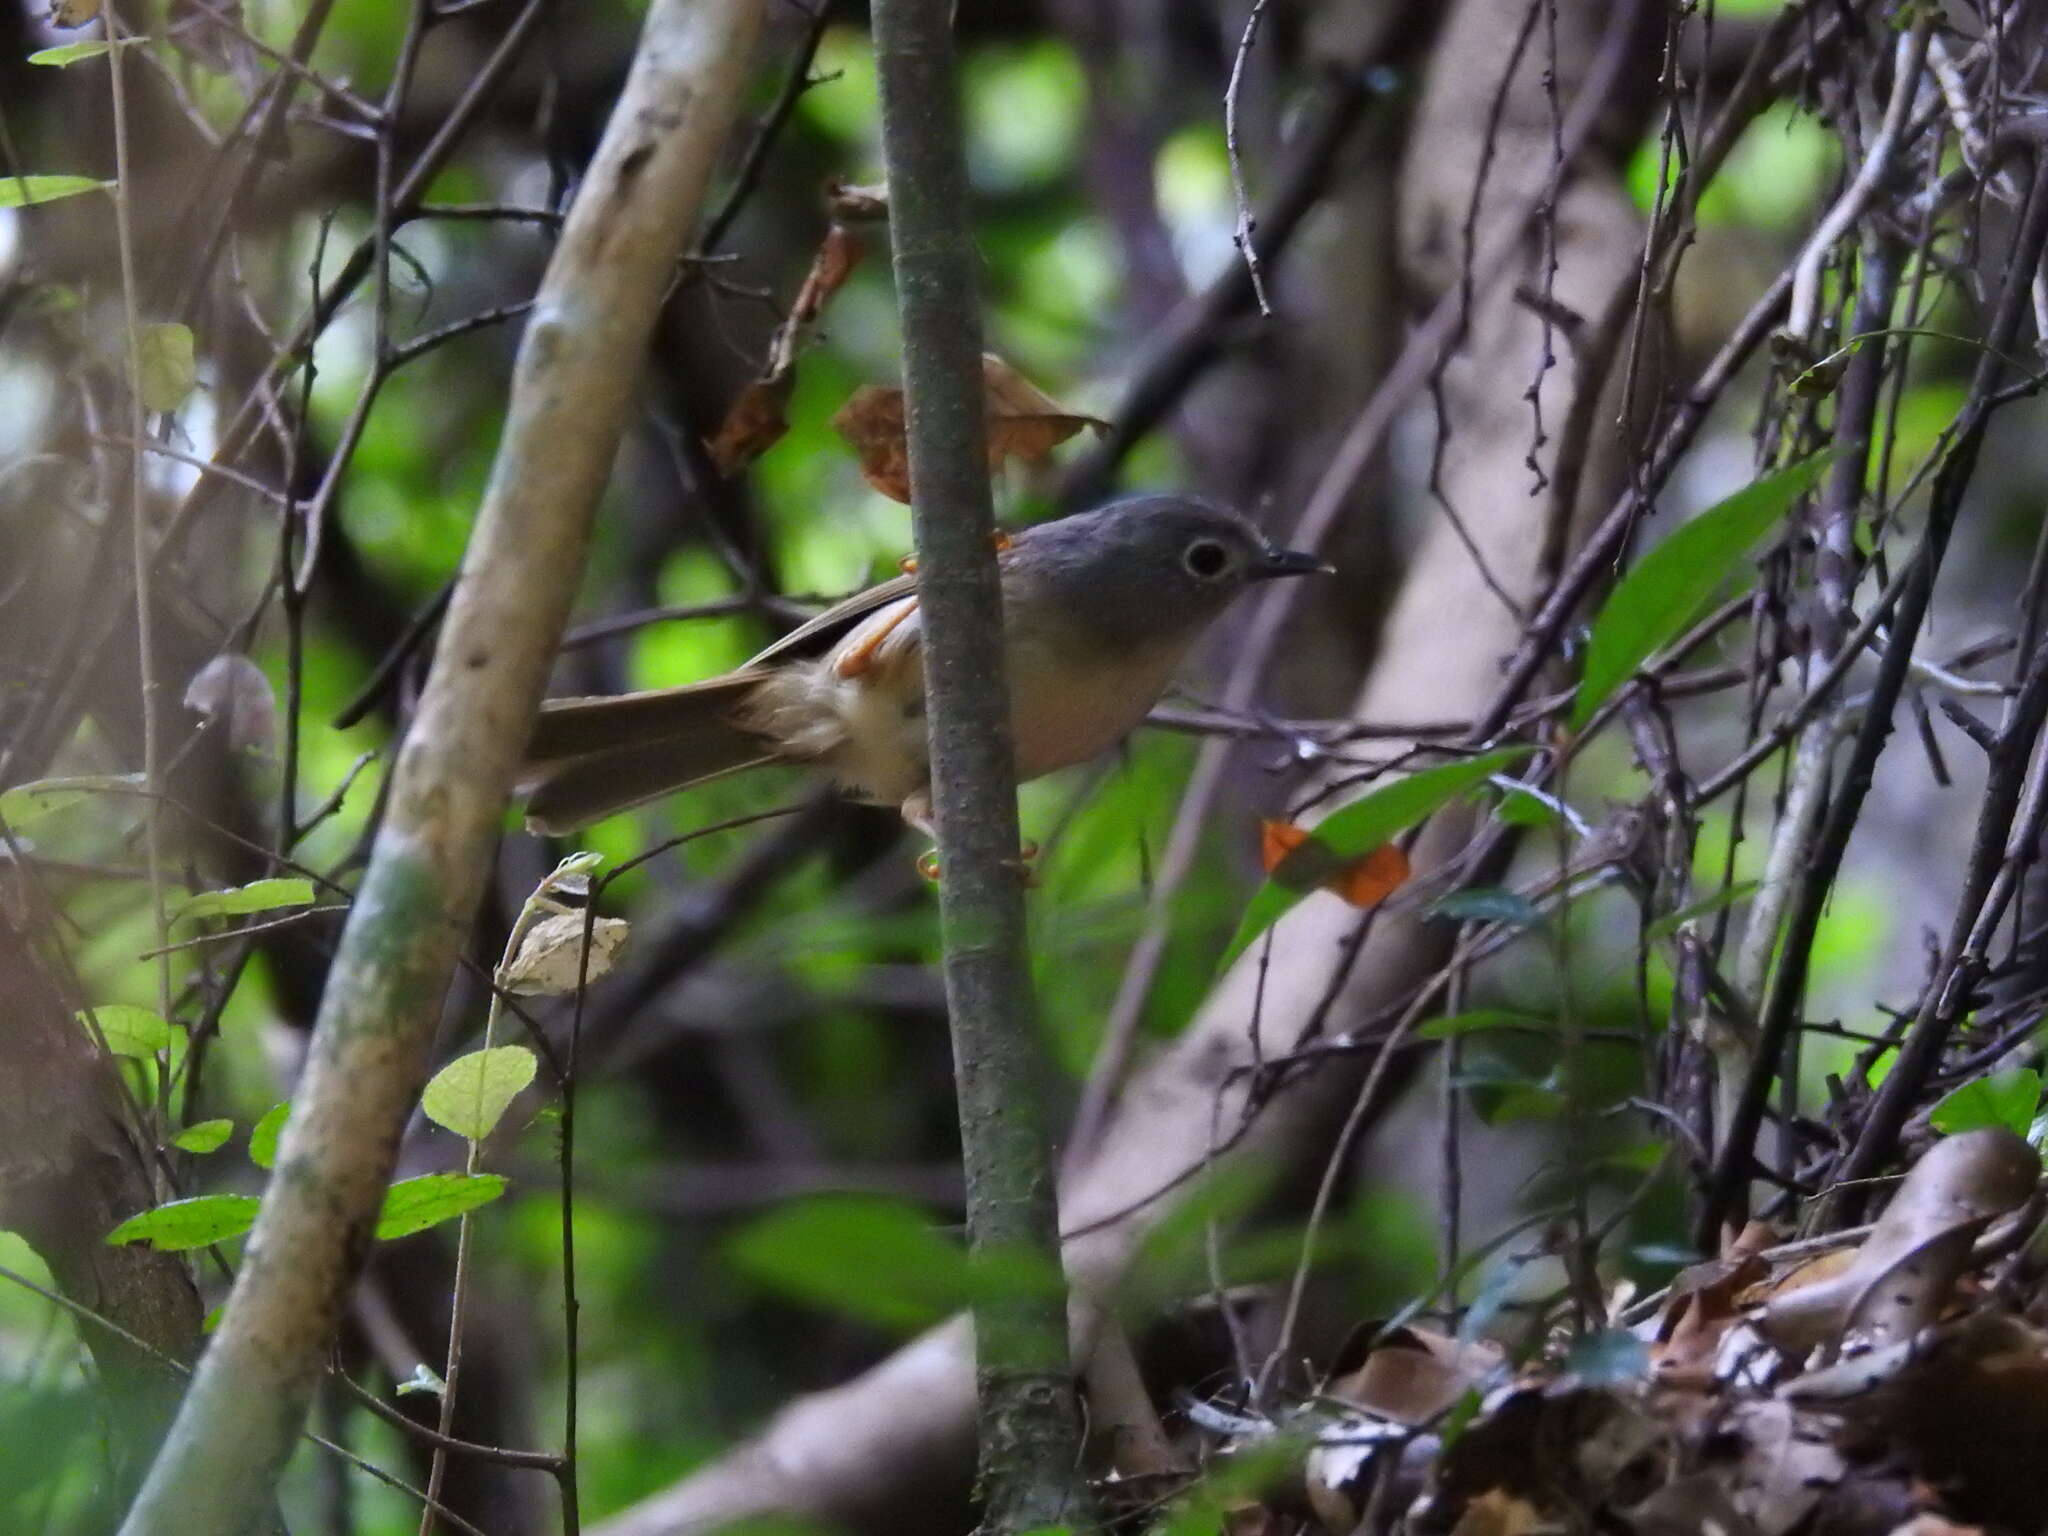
1124,1129,2045,1536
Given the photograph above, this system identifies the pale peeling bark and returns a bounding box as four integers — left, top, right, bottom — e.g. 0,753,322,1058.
115,5,765,1532
590,1,1651,1532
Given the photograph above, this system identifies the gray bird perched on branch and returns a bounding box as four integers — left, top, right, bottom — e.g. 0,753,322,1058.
520,494,1327,836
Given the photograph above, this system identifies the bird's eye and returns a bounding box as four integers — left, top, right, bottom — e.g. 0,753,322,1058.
1184,539,1230,579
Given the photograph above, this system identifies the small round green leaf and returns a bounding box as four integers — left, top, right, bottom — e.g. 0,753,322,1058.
1930,1068,2042,1139
420,1046,538,1142
77,1004,180,1059
375,1173,507,1241
106,1194,261,1251
249,1102,289,1169
172,1118,233,1154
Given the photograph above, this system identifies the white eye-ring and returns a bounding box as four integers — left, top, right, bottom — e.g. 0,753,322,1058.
1184,539,1231,579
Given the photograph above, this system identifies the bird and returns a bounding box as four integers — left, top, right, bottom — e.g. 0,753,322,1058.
520,494,1328,837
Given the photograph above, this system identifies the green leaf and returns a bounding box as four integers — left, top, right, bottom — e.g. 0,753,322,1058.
420,1046,537,1142
172,1118,233,1154
1428,887,1541,927
1930,1068,2042,1139
201,1304,223,1333
106,1194,260,1251
1572,453,1835,728
1419,1009,1555,1040
1494,788,1562,828
1220,748,1533,972
1488,1084,1566,1123
174,877,316,924
76,1004,179,1059
725,1196,975,1331
1643,881,1761,942
0,772,146,826
249,1102,289,1169
0,175,110,208
136,321,197,412
375,1173,507,1240
27,40,121,64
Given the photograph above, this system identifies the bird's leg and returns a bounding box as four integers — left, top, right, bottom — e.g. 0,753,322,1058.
904,790,1038,884
896,529,1012,576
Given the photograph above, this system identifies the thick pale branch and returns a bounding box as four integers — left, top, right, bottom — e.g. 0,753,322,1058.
115,4,764,1532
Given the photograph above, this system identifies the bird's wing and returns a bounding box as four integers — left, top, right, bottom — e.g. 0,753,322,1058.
745,571,921,668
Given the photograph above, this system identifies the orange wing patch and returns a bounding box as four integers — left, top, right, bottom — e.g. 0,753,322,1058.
832,597,920,681
1261,821,1411,908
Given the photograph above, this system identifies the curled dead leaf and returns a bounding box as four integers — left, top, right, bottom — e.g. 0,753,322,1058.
1325,1324,1501,1425
705,222,866,477
499,912,629,995
1758,1129,2038,1356
705,375,795,477
831,354,1109,502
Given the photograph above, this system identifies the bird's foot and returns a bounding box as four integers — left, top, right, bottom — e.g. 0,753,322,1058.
896,529,1013,576
915,839,1040,886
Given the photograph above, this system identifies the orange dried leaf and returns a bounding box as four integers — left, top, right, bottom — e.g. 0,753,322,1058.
832,355,1107,502
1259,817,1311,874
1260,820,1410,908
706,223,867,479
832,385,913,501
705,375,795,477
981,353,1108,468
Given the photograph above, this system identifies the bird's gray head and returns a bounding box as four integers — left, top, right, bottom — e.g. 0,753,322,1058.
1007,494,1327,651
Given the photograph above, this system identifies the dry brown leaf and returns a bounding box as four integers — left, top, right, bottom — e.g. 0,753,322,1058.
48,0,102,24
831,354,1109,503
499,912,629,995
1450,1489,1545,1536
705,376,795,478
1758,1129,2038,1355
981,353,1110,466
1326,1325,1500,1425
832,383,914,501
1655,1222,1774,1381
704,221,866,478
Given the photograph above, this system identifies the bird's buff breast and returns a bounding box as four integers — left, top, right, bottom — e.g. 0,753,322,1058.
741,619,1182,807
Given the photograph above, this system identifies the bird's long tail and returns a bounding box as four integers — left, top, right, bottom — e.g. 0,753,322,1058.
519,676,776,833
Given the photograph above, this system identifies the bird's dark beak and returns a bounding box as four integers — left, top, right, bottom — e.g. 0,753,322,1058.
1254,546,1334,580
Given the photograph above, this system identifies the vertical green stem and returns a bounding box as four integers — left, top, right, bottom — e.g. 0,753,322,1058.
867,3,1088,1530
